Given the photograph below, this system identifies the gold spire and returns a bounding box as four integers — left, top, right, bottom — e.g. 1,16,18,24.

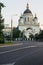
26,3,29,9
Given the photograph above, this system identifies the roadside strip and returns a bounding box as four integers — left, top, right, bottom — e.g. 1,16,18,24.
0,43,23,48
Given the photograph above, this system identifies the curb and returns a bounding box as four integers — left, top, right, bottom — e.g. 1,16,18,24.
0,43,23,48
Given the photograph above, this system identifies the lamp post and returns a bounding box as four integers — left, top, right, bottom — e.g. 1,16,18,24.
11,14,17,42
11,18,13,42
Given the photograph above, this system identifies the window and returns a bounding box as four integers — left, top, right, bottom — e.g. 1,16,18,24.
25,18,26,22
28,17,29,21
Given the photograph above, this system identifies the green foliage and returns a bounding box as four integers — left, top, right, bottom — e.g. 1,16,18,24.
34,30,43,41
34,34,39,40
38,30,43,41
29,34,34,40
0,3,5,43
12,28,23,40
5,35,11,41
0,2,5,8
0,32,4,43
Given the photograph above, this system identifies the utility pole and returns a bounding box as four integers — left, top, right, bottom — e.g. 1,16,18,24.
11,18,13,42
11,14,17,42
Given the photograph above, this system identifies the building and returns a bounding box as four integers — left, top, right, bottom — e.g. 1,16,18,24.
3,27,11,36
18,3,40,40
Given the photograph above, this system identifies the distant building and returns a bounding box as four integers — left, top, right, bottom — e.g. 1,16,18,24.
3,26,18,37
3,27,11,36
18,3,40,40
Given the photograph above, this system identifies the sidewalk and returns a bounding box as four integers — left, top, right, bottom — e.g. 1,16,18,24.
0,42,23,48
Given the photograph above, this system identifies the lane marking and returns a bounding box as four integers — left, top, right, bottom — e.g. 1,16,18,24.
0,46,37,55
1,62,16,65
0,46,42,65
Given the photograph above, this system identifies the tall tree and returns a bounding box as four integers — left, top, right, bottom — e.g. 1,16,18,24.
0,3,5,43
13,28,21,39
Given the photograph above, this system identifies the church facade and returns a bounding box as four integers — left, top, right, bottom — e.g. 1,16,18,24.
18,3,40,40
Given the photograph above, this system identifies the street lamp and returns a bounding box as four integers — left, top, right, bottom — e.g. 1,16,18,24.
11,14,17,42
11,18,13,42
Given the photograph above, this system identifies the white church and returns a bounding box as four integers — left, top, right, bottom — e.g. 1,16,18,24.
18,3,40,40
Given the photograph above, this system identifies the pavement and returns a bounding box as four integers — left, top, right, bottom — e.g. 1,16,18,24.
0,41,23,47
0,43,23,47
0,41,43,65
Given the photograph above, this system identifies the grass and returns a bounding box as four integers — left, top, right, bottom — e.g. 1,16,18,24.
4,41,13,45
0,41,13,44
0,41,13,45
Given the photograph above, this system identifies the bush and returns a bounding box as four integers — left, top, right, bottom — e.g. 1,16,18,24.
0,39,4,43
0,34,4,44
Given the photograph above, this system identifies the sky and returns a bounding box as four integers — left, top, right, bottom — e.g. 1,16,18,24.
0,0,43,29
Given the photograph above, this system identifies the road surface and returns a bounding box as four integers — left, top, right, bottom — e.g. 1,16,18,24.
0,41,43,65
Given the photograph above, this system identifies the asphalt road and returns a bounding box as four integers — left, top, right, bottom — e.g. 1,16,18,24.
0,41,43,65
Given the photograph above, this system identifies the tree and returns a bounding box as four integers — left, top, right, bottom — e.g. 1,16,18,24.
0,3,5,13
0,3,5,43
34,30,43,41
29,34,34,41
34,34,39,40
38,30,43,41
12,28,23,40
13,28,20,39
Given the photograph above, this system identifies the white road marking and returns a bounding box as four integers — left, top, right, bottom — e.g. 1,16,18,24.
1,62,16,65
0,46,37,55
